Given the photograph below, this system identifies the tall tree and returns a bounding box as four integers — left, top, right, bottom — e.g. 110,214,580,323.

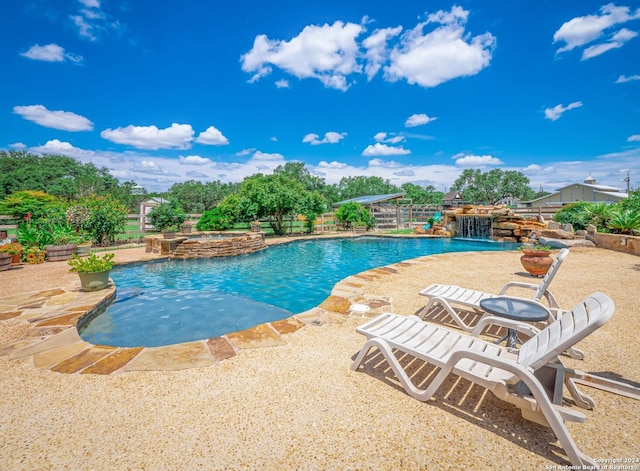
451,169,534,204
336,176,400,200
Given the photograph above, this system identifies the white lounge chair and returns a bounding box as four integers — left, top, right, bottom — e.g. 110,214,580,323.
417,248,568,332
351,292,614,468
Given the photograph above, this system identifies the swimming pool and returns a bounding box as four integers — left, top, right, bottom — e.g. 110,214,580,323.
80,237,517,347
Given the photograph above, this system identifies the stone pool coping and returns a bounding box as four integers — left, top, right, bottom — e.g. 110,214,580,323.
0,249,407,374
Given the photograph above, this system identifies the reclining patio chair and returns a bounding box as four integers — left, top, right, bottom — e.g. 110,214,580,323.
351,292,614,468
417,248,570,342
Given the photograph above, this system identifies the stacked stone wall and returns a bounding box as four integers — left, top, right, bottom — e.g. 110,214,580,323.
171,233,266,259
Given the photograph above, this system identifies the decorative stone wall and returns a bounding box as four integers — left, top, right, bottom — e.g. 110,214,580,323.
586,226,640,256
171,232,267,259
444,205,546,242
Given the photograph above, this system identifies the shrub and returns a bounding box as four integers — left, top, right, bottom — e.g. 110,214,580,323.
607,208,640,235
196,207,234,231
147,201,187,232
0,190,59,220
553,202,592,230
335,202,376,230
82,195,129,244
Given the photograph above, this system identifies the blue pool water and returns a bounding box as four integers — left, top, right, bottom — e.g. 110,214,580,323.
80,237,517,347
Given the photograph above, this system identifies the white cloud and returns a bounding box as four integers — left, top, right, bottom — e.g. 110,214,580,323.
130,160,179,176
241,20,364,91
374,132,405,144
100,123,194,150
270,136,278,142
554,4,640,57
275,79,289,88
236,148,256,157
316,161,348,169
20,43,83,63
252,150,285,161
13,104,93,131
71,0,121,41
9,143,27,149
195,126,229,145
616,74,640,83
362,26,403,80
302,131,347,145
454,154,503,166
581,27,638,59
179,155,212,165
628,134,640,142
384,6,495,88
544,101,583,121
362,143,411,156
368,158,403,168
405,113,437,127
79,0,100,7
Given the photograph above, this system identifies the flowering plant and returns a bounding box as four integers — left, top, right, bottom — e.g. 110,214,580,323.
0,242,23,256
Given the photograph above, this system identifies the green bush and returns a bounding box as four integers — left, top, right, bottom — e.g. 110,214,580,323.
196,207,234,231
335,202,376,230
0,190,59,220
607,208,640,235
82,195,129,244
147,201,187,232
553,202,592,230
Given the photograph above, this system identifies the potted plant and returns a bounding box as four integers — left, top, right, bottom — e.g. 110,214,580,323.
0,241,23,265
518,244,553,277
147,202,187,238
180,218,193,234
68,252,115,291
44,224,83,262
354,221,367,234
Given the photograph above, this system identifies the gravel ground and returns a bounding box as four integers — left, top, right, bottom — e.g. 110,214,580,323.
0,245,638,470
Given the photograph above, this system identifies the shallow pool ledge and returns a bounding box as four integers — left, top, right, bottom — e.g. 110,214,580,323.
0,261,402,374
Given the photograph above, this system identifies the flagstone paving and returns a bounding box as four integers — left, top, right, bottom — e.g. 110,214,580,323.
0,258,400,375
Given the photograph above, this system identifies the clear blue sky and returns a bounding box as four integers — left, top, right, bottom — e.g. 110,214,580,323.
2,1,639,193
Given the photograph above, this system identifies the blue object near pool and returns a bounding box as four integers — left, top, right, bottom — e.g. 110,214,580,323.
80,237,517,348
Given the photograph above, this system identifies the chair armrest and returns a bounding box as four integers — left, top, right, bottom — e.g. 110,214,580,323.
471,316,542,338
498,281,538,295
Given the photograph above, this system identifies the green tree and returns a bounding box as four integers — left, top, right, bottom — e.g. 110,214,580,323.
167,180,236,213
451,169,534,204
0,190,60,220
401,183,444,204
147,201,187,232
82,195,129,244
237,173,310,236
196,195,241,231
336,176,400,201
0,151,138,204
334,202,376,229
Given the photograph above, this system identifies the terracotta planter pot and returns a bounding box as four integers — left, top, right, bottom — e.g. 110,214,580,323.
45,244,78,262
181,225,192,234
0,253,11,271
78,270,111,291
11,252,22,265
520,250,553,277
162,231,177,239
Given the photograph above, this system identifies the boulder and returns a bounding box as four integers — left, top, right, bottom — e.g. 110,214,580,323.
538,237,596,249
539,228,575,240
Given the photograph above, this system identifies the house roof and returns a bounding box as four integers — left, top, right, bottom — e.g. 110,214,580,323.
442,191,462,201
333,193,405,206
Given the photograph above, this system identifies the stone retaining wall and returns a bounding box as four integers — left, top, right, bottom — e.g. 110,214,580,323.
171,232,266,259
586,227,640,256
